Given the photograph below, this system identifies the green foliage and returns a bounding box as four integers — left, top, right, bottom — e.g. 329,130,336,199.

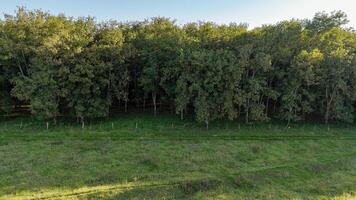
176,49,241,127
305,10,349,33
1,8,356,125
137,17,184,116
11,57,60,120
281,49,323,122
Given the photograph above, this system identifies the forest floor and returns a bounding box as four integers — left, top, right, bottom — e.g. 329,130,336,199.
0,114,356,199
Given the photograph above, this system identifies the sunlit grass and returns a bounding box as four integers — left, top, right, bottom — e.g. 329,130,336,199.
0,114,356,199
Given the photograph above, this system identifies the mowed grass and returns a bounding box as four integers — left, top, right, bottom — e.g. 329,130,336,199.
0,114,356,199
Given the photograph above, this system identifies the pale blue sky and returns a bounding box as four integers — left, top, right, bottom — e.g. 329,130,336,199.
1,0,356,28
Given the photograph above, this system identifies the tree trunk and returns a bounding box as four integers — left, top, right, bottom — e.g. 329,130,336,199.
81,116,85,129
125,100,128,113
136,97,140,109
170,103,174,114
205,120,209,131
181,109,184,120
245,99,250,124
16,57,25,78
159,98,162,112
265,79,273,116
287,106,292,127
265,97,270,116
325,87,329,125
152,92,157,117
143,97,146,112
245,110,249,124
325,106,329,125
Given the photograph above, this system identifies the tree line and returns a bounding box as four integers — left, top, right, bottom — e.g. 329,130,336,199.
1,8,356,127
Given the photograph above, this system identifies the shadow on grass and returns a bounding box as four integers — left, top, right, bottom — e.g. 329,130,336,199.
0,115,356,199
1,157,356,200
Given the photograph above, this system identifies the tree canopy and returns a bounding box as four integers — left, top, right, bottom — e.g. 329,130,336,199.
1,8,356,125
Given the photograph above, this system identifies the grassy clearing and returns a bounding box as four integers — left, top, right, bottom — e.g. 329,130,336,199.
0,114,356,199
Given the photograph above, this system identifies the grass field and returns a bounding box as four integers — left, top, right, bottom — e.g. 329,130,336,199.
0,114,356,199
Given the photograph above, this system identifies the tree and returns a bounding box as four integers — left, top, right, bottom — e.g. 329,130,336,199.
1,9,356,125
305,11,349,33
234,29,275,123
0,19,13,114
1,8,69,121
316,28,354,123
281,49,323,123
138,17,183,116
176,49,241,129
95,23,130,113
12,57,60,122
304,11,354,124
261,21,304,118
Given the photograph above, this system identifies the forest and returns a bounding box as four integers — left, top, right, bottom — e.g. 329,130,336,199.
1,7,356,199
1,8,356,127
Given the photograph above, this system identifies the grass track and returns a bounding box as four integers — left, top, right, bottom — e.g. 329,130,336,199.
31,153,356,199
1,115,356,199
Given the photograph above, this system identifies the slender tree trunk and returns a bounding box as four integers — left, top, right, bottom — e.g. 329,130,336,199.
287,106,292,127
159,98,162,112
81,116,85,129
125,100,128,113
181,109,184,120
12,47,25,77
152,92,157,117
325,106,329,124
205,120,209,131
17,62,25,77
245,111,249,124
136,97,140,109
325,87,329,125
325,85,337,125
21,50,28,71
170,102,174,114
265,80,272,115
245,99,250,124
143,97,146,112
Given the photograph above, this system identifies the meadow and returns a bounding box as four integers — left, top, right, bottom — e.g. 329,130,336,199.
0,114,356,199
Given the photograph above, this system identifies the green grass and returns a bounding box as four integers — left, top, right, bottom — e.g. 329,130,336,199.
0,114,356,199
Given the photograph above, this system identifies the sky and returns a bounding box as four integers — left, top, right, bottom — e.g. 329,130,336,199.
1,0,356,28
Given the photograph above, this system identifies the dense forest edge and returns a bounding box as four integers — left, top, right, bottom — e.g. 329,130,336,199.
1,8,356,128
